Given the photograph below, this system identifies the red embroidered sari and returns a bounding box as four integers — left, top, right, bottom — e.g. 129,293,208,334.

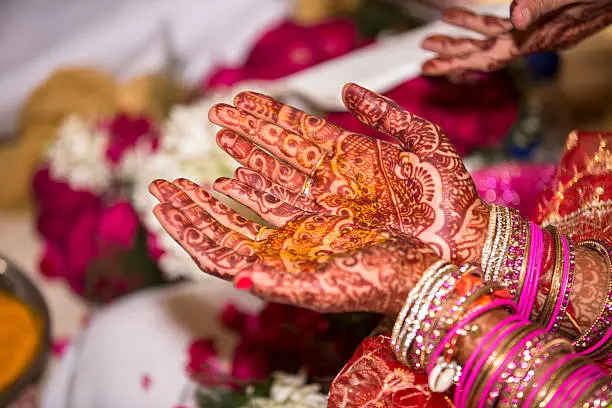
328,131,612,407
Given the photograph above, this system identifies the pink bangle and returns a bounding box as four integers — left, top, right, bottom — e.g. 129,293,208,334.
547,235,575,333
522,353,576,408
458,319,527,408
554,365,604,408
565,371,603,408
518,223,543,318
453,315,522,407
426,298,517,375
478,326,543,408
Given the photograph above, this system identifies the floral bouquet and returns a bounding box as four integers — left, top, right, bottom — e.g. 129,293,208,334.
183,303,381,408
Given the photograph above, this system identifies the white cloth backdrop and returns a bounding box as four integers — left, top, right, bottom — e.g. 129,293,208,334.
0,0,290,137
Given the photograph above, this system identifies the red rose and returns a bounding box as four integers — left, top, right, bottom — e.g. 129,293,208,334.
104,114,157,165
230,341,269,382
219,303,248,333
186,339,220,377
98,201,139,250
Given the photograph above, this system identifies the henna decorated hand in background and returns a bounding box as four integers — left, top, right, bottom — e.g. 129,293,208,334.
149,178,439,315
208,83,489,262
421,3,612,76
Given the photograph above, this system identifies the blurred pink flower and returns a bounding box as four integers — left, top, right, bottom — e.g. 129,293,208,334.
204,19,360,88
104,114,157,165
39,242,68,278
146,231,165,262
66,209,101,276
230,342,269,382
98,201,139,250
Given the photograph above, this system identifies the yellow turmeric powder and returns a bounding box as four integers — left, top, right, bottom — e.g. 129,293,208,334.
0,291,42,391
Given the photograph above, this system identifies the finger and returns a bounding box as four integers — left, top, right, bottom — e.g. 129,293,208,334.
341,82,452,155
510,0,576,30
421,36,517,76
216,129,307,192
152,204,252,279
169,177,263,240
234,267,350,313
209,104,325,173
232,91,345,150
442,7,513,36
234,167,322,214
150,180,257,255
422,35,493,58
214,177,304,227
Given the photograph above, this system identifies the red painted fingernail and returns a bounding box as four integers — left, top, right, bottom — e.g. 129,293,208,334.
236,277,253,290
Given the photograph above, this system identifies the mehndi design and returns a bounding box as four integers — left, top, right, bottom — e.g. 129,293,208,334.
421,5,612,76
150,178,438,315
209,83,489,262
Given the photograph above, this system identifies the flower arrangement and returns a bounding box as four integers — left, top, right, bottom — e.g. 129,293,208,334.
183,303,381,408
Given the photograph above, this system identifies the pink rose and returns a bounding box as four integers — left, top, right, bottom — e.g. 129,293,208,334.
33,168,101,225
204,66,245,89
203,19,360,89
98,201,139,250
104,114,157,165
39,242,68,278
145,231,164,262
66,209,100,276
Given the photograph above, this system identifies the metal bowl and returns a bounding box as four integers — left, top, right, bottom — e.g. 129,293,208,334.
0,254,51,407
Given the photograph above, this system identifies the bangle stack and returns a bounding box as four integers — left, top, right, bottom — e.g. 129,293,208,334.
535,226,576,334
391,260,611,407
574,240,612,361
481,205,578,330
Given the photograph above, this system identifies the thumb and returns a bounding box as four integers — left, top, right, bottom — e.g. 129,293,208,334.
511,0,577,29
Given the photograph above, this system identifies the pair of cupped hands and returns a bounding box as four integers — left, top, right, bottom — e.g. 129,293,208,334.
150,0,612,317
150,83,489,317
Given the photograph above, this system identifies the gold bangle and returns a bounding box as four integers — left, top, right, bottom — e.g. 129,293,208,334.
537,226,563,327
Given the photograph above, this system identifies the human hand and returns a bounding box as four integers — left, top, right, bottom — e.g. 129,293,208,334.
421,3,612,76
208,83,489,262
149,178,438,315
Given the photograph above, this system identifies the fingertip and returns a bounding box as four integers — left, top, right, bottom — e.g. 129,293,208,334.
511,7,532,30
213,177,231,192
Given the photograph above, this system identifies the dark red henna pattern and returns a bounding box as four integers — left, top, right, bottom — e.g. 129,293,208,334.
422,3,612,75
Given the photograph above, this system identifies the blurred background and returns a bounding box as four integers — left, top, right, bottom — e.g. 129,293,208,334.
1,0,612,407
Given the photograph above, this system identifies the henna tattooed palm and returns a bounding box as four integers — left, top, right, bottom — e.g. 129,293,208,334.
421,4,612,76
208,83,489,262
149,178,438,315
